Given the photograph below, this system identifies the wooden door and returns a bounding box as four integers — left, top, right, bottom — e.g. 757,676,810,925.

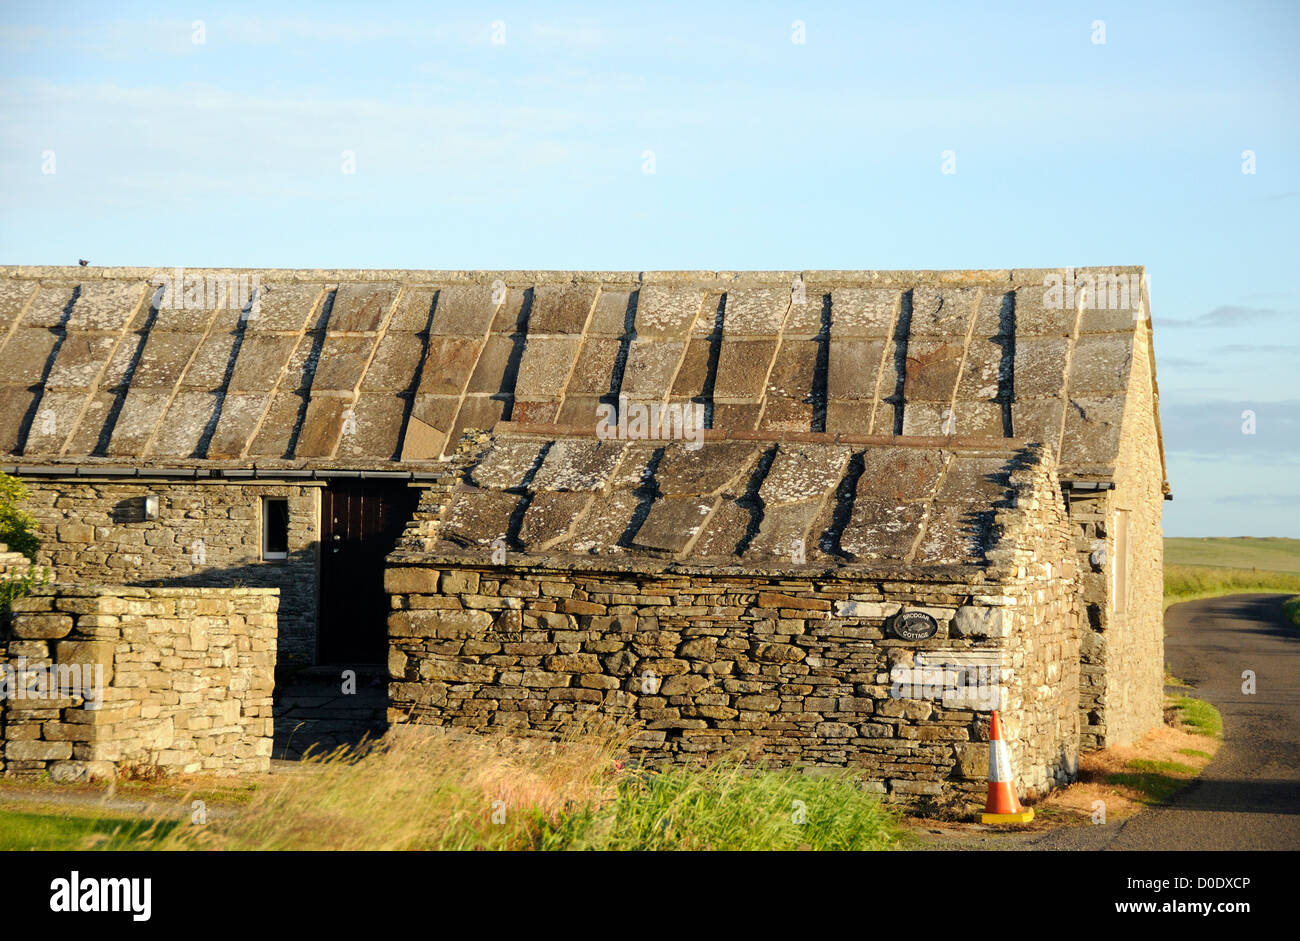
318,480,420,664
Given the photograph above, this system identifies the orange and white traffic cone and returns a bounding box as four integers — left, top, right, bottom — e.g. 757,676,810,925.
980,710,1034,824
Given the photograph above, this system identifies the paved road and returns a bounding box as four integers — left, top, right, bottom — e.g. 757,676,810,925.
1029,592,1300,850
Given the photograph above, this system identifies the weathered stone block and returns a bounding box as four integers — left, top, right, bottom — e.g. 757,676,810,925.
47,760,116,783
833,600,900,619
12,613,74,639
660,674,711,696
752,642,805,663
543,653,600,672
384,567,442,593
559,599,605,615
953,742,990,779
757,592,829,611
440,570,481,594
419,659,496,683
388,647,408,680
388,609,493,638
950,605,1011,639
4,740,73,761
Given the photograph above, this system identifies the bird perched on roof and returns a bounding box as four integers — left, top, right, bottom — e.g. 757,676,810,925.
78,259,89,266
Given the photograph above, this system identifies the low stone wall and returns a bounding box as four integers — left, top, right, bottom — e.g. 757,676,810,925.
0,585,278,779
387,555,1079,805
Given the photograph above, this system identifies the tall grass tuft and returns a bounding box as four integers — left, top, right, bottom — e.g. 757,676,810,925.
536,757,902,851
164,718,632,851
158,722,901,851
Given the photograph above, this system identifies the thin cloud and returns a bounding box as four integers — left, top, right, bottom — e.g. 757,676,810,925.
1219,493,1298,507
1159,355,1212,370
1218,344,1300,354
1161,399,1300,460
1158,305,1297,329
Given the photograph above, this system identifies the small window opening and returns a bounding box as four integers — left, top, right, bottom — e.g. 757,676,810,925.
262,498,290,560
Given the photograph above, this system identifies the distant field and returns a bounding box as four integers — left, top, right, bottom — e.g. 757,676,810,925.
1163,538,1300,610
1164,538,1300,573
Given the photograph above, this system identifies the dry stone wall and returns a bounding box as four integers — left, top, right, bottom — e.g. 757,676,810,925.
20,480,318,667
387,558,1078,804
0,585,277,779
386,450,1080,805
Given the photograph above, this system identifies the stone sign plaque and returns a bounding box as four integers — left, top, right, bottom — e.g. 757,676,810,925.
889,610,939,641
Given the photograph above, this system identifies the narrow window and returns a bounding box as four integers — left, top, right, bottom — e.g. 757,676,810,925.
262,498,289,560
1113,509,1130,614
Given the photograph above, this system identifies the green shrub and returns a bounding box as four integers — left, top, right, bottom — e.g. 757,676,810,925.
0,471,45,616
1282,596,1300,630
0,472,40,560
0,564,48,617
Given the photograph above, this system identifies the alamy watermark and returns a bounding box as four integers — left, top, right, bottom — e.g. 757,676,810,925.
1,659,104,708
1042,267,1146,314
595,396,705,450
50,871,150,921
889,653,1004,710
151,267,261,319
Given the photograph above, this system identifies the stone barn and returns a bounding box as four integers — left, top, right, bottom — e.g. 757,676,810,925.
0,265,1168,796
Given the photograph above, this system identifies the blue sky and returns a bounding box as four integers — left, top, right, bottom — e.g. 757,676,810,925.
1,1,1296,536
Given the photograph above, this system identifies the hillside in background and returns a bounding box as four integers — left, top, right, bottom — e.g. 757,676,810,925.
1164,538,1300,573
1163,538,1300,610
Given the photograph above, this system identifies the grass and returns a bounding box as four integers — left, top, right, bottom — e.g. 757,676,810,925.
184,726,904,852
1125,758,1198,775
1104,770,1191,804
0,802,179,850
4,721,902,851
1169,695,1223,738
536,761,903,851
0,773,260,807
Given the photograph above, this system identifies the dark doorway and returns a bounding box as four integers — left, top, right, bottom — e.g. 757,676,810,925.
318,479,420,665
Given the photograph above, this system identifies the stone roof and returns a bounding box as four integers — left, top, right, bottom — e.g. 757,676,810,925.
0,266,1166,491
422,430,1049,570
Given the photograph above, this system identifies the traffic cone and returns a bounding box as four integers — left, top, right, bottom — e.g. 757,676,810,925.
980,710,1034,824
